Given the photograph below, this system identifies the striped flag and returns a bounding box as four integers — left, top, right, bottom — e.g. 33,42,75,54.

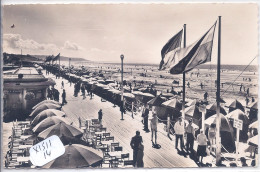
168,21,217,74
52,53,60,62
159,30,183,70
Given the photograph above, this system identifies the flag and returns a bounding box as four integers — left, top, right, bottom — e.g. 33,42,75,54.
159,30,183,70
52,53,60,62
45,56,53,62
169,21,217,74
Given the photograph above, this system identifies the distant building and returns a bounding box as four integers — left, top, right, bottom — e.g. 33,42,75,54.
3,67,55,122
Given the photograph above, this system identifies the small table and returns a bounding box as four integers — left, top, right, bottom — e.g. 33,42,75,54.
17,156,30,162
108,151,123,158
101,141,113,145
95,132,105,136
12,150,24,155
19,145,32,149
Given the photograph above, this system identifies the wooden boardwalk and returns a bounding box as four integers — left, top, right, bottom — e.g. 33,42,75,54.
46,73,198,168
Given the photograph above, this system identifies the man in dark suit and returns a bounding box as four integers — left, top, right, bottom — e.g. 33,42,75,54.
130,131,143,167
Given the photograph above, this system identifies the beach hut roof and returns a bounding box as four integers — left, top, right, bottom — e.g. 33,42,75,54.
162,98,182,109
249,121,258,129
248,101,258,110
182,105,201,119
226,109,249,124
148,96,166,106
227,99,245,112
206,103,227,115
205,113,233,133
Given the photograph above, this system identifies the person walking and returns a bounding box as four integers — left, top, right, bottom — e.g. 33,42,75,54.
143,104,149,132
98,109,103,125
208,123,216,154
204,92,208,101
81,84,86,99
185,119,195,152
47,87,51,100
62,89,67,105
196,130,207,164
174,117,185,150
150,113,158,145
61,81,64,89
136,142,144,167
130,131,143,167
55,89,60,102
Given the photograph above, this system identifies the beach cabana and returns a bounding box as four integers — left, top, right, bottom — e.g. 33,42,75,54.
185,99,200,107
148,96,165,106
205,103,227,119
249,121,258,130
227,99,245,112
29,103,62,118
182,105,202,127
248,101,258,123
204,113,236,152
43,144,103,168
226,109,249,142
248,135,258,147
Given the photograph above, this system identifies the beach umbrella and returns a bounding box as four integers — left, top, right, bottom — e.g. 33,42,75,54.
227,99,245,112
142,93,155,98
138,88,147,92
32,100,61,110
38,122,83,140
248,101,258,110
42,144,103,168
31,109,66,127
123,93,135,99
161,92,175,98
108,89,121,94
248,135,258,147
29,103,62,118
249,121,258,129
162,98,182,109
148,96,166,106
32,116,68,134
132,91,144,95
226,109,249,125
108,83,117,87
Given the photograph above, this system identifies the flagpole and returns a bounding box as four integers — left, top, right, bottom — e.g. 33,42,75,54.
59,54,61,79
216,16,221,166
182,24,186,124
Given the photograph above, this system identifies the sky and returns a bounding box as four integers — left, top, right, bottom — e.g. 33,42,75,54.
2,3,258,65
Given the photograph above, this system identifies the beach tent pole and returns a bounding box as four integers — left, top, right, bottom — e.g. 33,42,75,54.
182,24,186,126
215,16,222,166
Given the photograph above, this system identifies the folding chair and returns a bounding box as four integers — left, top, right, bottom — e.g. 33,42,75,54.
110,142,119,152
124,160,134,167
105,136,114,142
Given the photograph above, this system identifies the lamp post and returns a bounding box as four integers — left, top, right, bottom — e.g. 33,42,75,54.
120,54,124,120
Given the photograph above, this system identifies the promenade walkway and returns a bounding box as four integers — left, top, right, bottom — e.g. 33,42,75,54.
46,72,198,168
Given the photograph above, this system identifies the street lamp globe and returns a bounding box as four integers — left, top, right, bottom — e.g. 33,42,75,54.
120,54,124,60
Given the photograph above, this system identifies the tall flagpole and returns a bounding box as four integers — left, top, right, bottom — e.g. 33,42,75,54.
216,16,221,166
182,24,186,123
